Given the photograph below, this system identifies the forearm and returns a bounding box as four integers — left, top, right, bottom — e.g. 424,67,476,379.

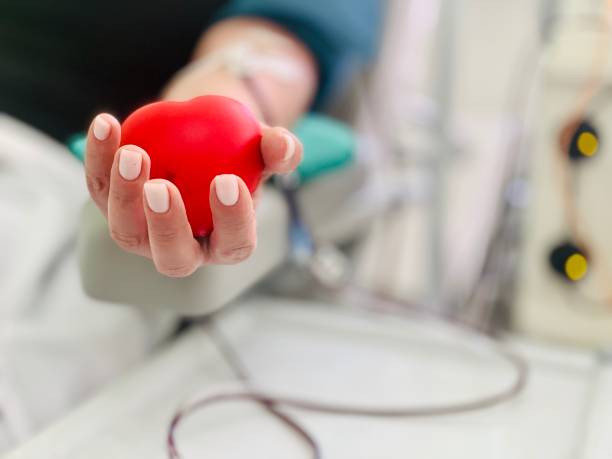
162,17,318,126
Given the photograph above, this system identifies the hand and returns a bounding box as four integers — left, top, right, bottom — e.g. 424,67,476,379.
84,112,303,277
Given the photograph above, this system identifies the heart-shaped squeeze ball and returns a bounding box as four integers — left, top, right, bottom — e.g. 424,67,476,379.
121,95,264,237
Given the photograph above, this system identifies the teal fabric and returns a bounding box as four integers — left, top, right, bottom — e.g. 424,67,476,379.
216,0,383,108
66,133,87,163
293,114,355,183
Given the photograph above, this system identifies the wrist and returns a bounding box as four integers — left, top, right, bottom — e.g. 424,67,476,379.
161,68,265,123
162,21,317,127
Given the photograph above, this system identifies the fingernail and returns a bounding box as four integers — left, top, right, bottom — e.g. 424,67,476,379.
93,115,111,141
215,174,239,206
118,148,142,181
144,182,169,213
282,133,295,161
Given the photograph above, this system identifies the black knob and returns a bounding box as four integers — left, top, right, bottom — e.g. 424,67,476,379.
549,241,589,282
567,120,600,161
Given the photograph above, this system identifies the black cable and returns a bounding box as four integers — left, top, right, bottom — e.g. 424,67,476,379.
167,318,322,459
206,316,528,418
167,391,321,459
166,309,528,459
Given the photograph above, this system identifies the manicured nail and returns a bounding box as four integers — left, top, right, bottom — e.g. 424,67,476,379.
144,182,169,213
282,133,295,161
118,148,142,181
215,174,239,206
93,115,111,141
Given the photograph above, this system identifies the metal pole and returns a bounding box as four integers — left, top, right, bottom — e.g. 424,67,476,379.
428,0,457,309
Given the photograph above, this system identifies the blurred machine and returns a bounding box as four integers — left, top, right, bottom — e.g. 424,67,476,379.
514,0,612,348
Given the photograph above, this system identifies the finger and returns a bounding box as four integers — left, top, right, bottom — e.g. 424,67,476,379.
143,180,202,277
260,126,303,176
84,113,122,215
107,145,151,256
205,174,257,264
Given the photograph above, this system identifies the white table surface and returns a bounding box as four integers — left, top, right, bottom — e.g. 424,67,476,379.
5,297,611,459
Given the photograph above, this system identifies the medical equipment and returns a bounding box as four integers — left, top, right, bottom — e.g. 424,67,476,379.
551,105,612,309
513,3,612,346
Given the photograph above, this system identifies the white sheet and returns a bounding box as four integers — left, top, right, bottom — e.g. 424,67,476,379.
5,298,609,459
0,115,176,451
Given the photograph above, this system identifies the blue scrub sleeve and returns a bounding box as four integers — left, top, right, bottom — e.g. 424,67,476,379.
215,0,384,108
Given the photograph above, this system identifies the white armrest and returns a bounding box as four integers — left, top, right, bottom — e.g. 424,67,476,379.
78,163,368,316
78,188,289,316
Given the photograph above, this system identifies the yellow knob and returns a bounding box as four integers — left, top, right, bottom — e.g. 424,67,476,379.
577,132,599,157
565,253,588,281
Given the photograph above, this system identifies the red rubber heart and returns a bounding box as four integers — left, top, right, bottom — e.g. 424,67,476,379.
121,95,264,237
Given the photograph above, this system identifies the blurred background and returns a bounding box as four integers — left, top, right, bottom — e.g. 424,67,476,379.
3,0,612,457
349,0,612,345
